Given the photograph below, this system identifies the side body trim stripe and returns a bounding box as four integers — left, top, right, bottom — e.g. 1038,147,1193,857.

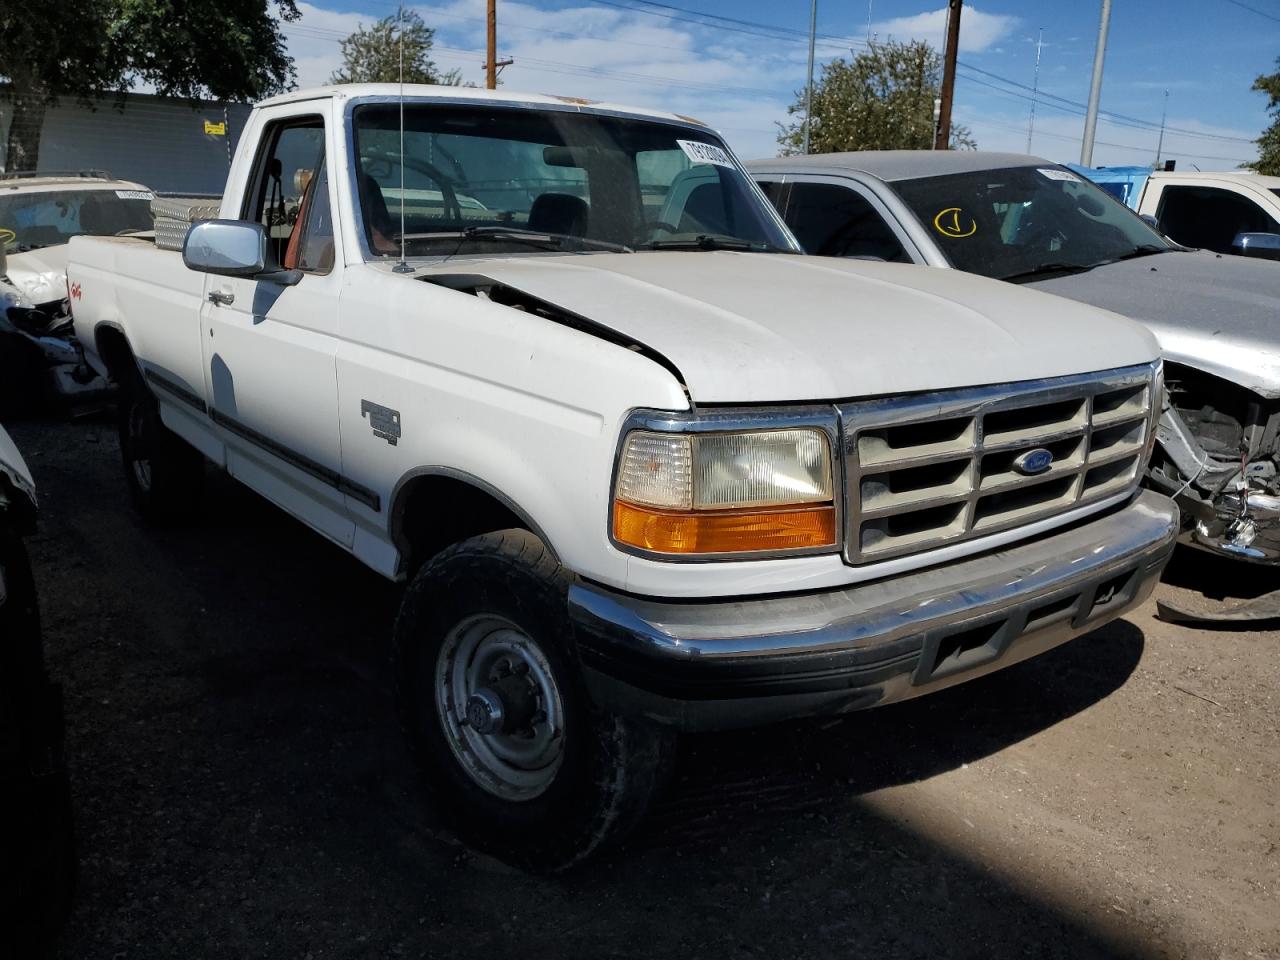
145,369,382,512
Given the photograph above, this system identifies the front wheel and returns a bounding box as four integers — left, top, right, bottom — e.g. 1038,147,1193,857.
118,387,204,522
393,529,672,872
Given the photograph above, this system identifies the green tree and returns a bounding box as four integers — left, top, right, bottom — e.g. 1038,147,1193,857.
1248,58,1280,175
0,0,300,170
329,10,461,86
777,39,975,155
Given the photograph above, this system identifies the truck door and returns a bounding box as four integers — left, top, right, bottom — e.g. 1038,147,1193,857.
199,109,355,548
1151,181,1280,254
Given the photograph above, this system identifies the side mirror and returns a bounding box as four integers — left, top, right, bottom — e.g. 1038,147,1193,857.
1231,232,1280,261
182,219,302,285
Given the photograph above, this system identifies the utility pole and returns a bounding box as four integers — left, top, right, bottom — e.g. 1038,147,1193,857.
486,0,497,90
934,0,961,150
1026,28,1043,154
1155,89,1169,169
1080,0,1112,166
803,0,817,154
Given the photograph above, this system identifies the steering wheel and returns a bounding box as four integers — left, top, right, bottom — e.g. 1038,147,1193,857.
1018,218,1067,253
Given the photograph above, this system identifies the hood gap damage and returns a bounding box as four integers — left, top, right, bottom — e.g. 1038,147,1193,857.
419,273,692,406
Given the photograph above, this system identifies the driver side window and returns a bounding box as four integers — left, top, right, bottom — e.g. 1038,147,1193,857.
246,118,332,275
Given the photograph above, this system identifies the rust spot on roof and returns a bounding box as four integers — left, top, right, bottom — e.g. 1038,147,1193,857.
550,95,597,105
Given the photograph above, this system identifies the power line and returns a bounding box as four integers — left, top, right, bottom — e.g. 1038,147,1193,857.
957,62,1254,143
957,110,1252,163
1220,0,1280,24
583,0,1255,145
286,1,1257,154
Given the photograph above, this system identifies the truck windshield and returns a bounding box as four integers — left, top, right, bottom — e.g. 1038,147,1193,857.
891,166,1172,282
350,103,796,258
0,188,154,253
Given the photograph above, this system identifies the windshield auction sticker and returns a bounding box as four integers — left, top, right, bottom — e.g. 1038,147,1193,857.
933,207,977,238
677,139,734,167
1037,168,1081,182
115,190,156,200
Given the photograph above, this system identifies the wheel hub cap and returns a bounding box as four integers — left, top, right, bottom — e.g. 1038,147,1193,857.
435,615,566,801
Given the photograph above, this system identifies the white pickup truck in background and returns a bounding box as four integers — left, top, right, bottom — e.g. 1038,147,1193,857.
1071,165,1280,260
68,84,1177,871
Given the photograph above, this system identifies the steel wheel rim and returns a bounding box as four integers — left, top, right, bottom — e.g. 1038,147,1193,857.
127,405,152,492
434,614,566,801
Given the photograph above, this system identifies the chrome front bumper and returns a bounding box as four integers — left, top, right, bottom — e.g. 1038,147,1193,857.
569,490,1178,731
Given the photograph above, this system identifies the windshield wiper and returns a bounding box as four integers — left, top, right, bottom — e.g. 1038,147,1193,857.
458,226,633,253
1100,244,1169,264
1003,244,1171,283
644,234,792,253
1000,261,1097,283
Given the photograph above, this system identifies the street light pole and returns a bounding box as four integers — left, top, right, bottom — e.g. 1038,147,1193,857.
1080,0,1112,166
1026,28,1043,154
803,0,817,154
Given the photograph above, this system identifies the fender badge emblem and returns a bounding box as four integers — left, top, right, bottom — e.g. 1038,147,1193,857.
361,400,401,446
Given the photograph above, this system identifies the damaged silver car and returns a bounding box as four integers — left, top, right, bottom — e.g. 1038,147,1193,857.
749,151,1280,571
1,172,153,413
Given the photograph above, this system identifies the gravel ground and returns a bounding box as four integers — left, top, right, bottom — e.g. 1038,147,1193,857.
7,415,1278,960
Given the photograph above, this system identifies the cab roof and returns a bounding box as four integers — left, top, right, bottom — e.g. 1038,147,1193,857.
1149,169,1280,188
747,150,1055,182
256,83,711,130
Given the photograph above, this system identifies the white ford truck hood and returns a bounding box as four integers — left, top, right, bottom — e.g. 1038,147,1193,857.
418,252,1157,402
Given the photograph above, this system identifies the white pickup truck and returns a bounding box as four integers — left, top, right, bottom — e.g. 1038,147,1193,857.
68,84,1178,870
1072,166,1280,260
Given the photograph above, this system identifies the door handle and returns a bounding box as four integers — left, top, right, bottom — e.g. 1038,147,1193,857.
208,290,235,306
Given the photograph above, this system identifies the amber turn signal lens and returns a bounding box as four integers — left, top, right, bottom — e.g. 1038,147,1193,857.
613,501,837,555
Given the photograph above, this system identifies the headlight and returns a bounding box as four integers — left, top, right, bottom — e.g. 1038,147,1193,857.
613,427,837,556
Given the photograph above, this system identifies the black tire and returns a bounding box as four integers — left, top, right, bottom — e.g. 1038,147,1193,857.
393,529,672,872
117,381,204,522
0,518,76,959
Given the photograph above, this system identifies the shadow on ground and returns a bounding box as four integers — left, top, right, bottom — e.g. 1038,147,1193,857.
5,418,1162,959
1161,542,1278,601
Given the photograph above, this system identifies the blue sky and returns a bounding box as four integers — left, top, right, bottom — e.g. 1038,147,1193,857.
280,0,1279,169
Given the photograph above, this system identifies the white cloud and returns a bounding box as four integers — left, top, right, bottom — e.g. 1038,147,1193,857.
282,0,803,158
869,5,1019,53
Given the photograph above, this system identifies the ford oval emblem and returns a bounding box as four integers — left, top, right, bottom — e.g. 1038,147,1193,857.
1013,447,1054,476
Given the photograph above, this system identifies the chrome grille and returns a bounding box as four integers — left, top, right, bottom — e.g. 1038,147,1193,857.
839,364,1155,564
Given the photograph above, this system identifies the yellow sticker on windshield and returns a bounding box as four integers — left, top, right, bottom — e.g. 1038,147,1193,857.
933,207,977,238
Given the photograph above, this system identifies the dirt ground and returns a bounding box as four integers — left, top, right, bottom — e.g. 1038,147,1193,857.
7,415,1278,960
